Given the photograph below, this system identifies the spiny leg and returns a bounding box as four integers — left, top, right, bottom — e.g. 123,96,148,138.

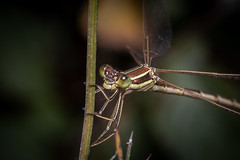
92,89,119,121
90,84,117,101
91,92,124,147
86,84,119,121
99,89,119,114
114,92,127,131
92,92,123,145
91,90,133,147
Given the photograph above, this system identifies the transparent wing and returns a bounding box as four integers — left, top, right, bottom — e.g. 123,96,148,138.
144,0,172,58
127,0,172,65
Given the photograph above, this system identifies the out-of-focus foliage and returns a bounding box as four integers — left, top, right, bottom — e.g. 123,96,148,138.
1,0,240,160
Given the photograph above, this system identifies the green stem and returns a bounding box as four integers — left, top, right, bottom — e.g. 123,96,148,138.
79,0,98,159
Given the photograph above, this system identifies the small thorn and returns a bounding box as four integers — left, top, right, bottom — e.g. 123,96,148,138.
127,131,134,145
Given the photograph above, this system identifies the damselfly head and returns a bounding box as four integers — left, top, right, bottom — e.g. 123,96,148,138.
99,64,119,89
99,64,119,81
99,64,131,90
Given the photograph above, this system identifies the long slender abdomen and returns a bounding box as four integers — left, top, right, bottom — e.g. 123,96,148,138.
151,84,240,110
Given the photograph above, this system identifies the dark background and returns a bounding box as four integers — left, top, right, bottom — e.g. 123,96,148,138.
1,0,240,160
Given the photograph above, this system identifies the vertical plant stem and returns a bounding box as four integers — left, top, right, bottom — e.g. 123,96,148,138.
79,0,98,159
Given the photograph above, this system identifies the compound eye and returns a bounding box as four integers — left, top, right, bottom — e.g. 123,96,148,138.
99,64,108,78
117,74,131,89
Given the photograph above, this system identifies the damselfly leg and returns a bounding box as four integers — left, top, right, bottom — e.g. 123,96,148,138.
91,90,132,147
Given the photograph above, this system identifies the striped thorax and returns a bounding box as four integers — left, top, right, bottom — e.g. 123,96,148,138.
99,64,160,92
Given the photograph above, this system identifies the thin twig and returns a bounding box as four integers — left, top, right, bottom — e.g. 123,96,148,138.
125,131,134,160
79,0,99,159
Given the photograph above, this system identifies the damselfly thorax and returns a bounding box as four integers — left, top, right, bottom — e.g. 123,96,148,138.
89,0,240,147
100,64,159,92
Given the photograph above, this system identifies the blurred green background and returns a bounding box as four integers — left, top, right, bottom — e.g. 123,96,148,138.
1,0,240,160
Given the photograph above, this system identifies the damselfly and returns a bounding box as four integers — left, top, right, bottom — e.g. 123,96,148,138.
90,0,240,147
